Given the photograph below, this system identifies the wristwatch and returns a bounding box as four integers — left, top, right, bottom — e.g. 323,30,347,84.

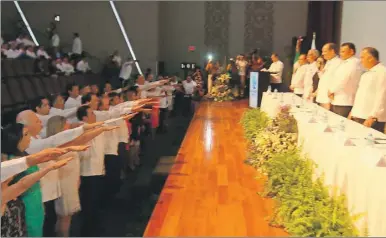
370,116,378,122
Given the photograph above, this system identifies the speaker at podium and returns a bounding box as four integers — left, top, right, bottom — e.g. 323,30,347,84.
249,71,271,108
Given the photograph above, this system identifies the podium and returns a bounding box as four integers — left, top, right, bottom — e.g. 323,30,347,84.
249,71,271,108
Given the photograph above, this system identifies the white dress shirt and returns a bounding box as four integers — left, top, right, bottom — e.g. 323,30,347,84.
26,50,37,59
147,88,168,108
37,107,77,138
26,127,84,202
163,84,176,110
351,63,386,122
316,56,342,104
267,60,284,83
290,64,308,95
58,62,75,74
52,34,60,48
119,61,133,80
329,57,362,106
22,38,35,47
76,60,90,72
72,37,82,55
64,96,82,123
78,128,106,177
6,49,22,59
1,157,28,182
303,61,318,99
182,80,197,95
112,55,122,67
237,60,248,76
37,49,50,59
108,105,129,144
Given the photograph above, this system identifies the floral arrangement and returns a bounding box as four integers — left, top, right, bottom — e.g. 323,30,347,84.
209,73,235,102
240,106,364,237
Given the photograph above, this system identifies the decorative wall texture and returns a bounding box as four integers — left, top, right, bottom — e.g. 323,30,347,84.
204,1,230,61
244,1,274,56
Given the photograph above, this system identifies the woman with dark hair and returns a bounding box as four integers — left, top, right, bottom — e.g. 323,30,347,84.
1,123,81,237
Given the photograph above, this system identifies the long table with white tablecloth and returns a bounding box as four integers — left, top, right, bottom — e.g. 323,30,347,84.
260,92,386,237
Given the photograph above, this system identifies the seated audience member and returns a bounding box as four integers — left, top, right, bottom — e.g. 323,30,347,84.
58,57,75,75
1,43,9,55
6,42,22,59
25,46,37,59
37,46,50,59
16,34,35,47
76,56,91,73
349,47,386,133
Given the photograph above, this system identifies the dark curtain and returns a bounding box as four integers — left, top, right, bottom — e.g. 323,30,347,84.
297,1,343,54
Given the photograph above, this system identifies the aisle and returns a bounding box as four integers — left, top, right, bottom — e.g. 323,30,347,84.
144,100,287,236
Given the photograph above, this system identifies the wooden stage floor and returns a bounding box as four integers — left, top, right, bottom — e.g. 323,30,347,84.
144,100,287,237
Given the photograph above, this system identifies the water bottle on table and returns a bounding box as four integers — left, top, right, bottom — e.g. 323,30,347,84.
339,119,346,132
267,85,272,95
273,88,278,99
365,133,375,147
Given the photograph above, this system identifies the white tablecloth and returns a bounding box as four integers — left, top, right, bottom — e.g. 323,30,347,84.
260,92,386,237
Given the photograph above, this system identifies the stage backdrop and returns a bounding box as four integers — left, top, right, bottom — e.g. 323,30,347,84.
341,1,386,62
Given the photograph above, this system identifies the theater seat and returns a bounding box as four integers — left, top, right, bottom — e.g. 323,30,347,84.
21,59,36,76
50,76,62,94
6,79,26,104
57,75,69,92
19,77,37,101
29,77,48,97
2,60,16,78
40,76,56,96
12,60,25,77
1,81,14,107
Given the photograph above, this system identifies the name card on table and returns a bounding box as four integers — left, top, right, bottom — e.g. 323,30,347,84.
333,131,356,146
360,147,385,167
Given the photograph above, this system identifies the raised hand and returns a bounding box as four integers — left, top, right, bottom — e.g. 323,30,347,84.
122,113,138,120
27,148,69,165
64,145,91,153
103,125,120,132
49,157,74,170
132,104,145,113
83,121,104,130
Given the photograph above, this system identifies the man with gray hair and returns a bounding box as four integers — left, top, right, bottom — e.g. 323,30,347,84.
15,110,108,237
303,49,320,100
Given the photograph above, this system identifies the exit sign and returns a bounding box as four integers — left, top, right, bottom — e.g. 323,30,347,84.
181,62,196,69
188,46,196,52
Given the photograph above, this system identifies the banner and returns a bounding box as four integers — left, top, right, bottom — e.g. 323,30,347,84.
249,72,259,108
